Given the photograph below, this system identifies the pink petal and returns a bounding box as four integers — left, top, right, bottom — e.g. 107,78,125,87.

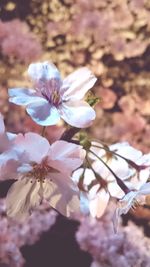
45,173,80,217
15,133,50,163
26,98,60,126
48,140,85,173
62,67,97,100
60,100,96,128
0,150,20,180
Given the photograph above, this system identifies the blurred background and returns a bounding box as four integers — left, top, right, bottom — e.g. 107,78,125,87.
0,0,150,267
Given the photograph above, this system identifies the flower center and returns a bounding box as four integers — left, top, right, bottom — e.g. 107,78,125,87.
37,78,62,107
51,90,61,106
27,162,49,183
27,159,59,183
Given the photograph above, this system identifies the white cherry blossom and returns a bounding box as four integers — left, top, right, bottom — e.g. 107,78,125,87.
9,61,97,128
6,133,86,221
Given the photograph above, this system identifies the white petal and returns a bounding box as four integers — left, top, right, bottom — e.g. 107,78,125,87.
119,191,138,215
43,178,80,217
28,61,61,82
60,100,96,128
0,113,5,134
72,168,96,186
48,140,85,174
7,132,17,141
26,99,60,126
0,114,11,152
108,181,124,198
110,142,142,161
6,178,41,221
89,189,110,218
80,192,90,215
62,67,97,100
9,88,41,105
139,182,150,195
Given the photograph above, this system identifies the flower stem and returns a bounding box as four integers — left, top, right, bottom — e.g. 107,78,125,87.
41,126,46,137
60,127,80,141
86,154,107,188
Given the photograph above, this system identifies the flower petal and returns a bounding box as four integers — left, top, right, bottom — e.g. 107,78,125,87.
89,189,110,218
110,142,142,161
118,191,138,215
43,177,80,217
9,88,41,106
72,168,96,186
26,98,60,126
15,132,50,163
0,113,11,152
139,182,150,195
0,150,21,180
108,181,124,198
6,178,41,221
62,67,97,100
48,140,85,174
60,100,96,128
80,192,90,215
28,61,61,82
0,113,5,134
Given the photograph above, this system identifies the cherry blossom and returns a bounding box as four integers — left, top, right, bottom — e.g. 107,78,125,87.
6,132,86,221
9,61,97,128
90,141,143,181
72,168,108,216
0,113,23,180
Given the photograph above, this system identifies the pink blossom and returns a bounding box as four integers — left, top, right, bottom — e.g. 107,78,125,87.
9,62,97,127
6,133,85,220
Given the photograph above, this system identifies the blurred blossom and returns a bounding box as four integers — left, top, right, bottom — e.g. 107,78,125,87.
97,88,117,109
76,203,150,267
0,19,42,62
111,113,146,139
9,61,96,127
0,199,57,267
71,11,113,45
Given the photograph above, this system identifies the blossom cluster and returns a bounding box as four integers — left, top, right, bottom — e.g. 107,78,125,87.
0,61,150,230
